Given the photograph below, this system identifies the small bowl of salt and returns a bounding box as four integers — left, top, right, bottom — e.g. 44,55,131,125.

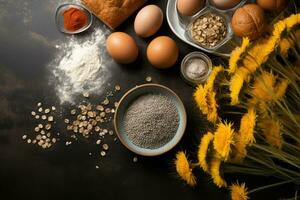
181,52,212,86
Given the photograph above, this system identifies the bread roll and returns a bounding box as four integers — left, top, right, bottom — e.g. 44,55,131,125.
81,0,146,29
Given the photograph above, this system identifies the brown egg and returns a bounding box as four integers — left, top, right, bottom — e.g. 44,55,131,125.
134,5,163,38
210,0,242,10
177,0,205,16
231,4,265,40
106,32,138,64
257,0,287,12
147,36,179,69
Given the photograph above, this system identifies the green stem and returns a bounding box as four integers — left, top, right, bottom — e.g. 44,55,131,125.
252,144,300,169
248,179,295,194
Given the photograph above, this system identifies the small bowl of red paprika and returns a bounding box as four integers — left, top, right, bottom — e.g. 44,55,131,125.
55,3,93,34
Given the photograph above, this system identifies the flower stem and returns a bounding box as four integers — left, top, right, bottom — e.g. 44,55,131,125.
248,179,295,194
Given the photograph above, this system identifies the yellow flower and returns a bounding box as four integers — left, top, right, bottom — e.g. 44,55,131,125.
229,37,250,74
213,122,235,161
280,29,300,57
194,85,209,114
194,85,219,123
210,157,227,188
232,137,247,163
244,37,271,72
238,14,300,77
229,67,249,105
198,132,214,172
206,90,219,123
285,13,300,30
239,107,256,146
275,79,289,100
259,119,283,149
206,65,224,89
175,151,197,186
230,182,249,200
251,71,276,101
279,37,294,57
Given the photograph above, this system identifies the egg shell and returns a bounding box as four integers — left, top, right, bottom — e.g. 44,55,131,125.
147,36,179,69
134,5,163,38
231,4,265,40
177,0,204,16
210,0,242,10
257,0,287,12
106,32,138,64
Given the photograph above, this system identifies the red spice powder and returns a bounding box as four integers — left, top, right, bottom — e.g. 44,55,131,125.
63,7,88,32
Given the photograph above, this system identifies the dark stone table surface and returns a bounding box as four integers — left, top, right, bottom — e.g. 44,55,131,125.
0,0,296,199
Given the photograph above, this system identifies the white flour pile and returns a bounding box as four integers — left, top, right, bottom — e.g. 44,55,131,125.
50,27,111,104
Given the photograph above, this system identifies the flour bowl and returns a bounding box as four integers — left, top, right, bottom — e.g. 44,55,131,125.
114,84,187,156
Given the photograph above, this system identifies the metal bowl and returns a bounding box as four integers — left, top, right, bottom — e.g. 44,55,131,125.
55,3,93,34
114,84,187,156
166,0,247,57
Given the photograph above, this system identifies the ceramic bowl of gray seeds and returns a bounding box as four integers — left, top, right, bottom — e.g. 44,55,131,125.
114,84,187,156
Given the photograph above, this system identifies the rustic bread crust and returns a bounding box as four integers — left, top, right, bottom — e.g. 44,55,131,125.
81,0,146,29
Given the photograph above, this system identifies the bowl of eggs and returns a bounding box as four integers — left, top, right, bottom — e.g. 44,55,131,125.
167,0,289,57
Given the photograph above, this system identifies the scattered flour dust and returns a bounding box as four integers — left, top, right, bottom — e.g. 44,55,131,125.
50,27,111,104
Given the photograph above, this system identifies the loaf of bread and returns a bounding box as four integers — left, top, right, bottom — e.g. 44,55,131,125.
81,0,146,29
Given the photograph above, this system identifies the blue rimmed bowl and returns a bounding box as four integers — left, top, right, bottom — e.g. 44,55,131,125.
114,84,187,156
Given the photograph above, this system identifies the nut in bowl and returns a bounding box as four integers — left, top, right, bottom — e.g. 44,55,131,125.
167,0,248,56
187,8,232,50
114,84,187,156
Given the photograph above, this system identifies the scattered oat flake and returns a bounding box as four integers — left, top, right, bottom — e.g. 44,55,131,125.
48,116,54,122
27,139,32,144
22,135,27,140
37,102,42,107
31,111,36,116
38,108,43,112
95,165,99,169
102,144,109,150
34,127,40,132
42,115,47,120
71,109,76,115
133,156,138,163
96,140,101,145
83,92,89,98
103,99,109,105
96,105,104,111
45,124,51,130
115,85,121,91
51,106,56,111
146,76,152,82
100,151,106,156
35,115,40,119
45,108,50,114
64,119,70,124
